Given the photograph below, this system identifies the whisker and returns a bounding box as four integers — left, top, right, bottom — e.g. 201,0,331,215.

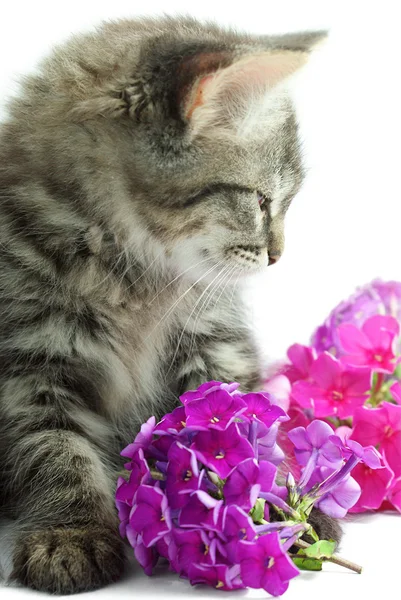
165,263,228,376
148,257,210,306
144,260,224,341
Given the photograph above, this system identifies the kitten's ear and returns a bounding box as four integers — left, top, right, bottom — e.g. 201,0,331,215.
183,31,327,140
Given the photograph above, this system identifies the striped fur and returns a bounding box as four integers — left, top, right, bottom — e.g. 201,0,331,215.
0,16,325,594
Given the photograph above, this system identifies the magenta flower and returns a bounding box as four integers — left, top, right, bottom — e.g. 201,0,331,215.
223,458,276,511
241,392,288,427
132,534,157,576
166,442,204,509
282,343,316,383
388,476,401,512
188,564,242,591
306,466,361,518
120,416,156,463
180,381,240,405
154,406,187,435
191,423,254,478
222,505,256,562
338,314,400,373
352,402,401,477
129,485,172,547
179,490,223,532
291,352,371,418
185,388,246,431
348,462,394,513
238,533,299,597
170,529,214,576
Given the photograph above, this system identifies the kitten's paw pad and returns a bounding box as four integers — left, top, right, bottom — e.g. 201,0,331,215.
11,526,125,594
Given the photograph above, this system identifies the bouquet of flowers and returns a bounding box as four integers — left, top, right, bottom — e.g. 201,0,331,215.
276,279,401,514
115,279,400,597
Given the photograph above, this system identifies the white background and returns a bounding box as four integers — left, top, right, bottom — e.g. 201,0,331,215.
0,0,400,598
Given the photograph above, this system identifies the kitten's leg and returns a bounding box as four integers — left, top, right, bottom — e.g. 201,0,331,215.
0,373,125,594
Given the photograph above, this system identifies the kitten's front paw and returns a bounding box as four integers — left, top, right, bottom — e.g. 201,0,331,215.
11,526,125,594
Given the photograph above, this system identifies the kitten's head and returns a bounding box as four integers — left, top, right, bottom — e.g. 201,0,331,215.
24,17,326,284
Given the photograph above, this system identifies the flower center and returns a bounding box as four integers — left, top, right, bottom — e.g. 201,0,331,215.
215,449,225,459
203,544,209,556
160,516,165,522
331,390,343,401
216,581,224,589
374,354,383,362
384,425,393,438
183,469,192,481
265,557,275,569
180,420,187,428
238,528,247,540
210,416,220,424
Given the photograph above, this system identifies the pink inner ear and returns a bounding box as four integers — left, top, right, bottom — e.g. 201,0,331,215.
185,74,215,120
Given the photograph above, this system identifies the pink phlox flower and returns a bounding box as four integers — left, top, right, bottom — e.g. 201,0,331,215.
305,466,361,518
352,402,401,477
348,461,394,513
120,416,156,463
262,374,291,412
282,344,316,384
291,352,371,418
129,485,172,548
223,458,276,512
179,381,240,405
338,314,400,373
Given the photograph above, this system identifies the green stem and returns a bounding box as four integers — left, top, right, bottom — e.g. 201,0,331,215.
294,540,363,574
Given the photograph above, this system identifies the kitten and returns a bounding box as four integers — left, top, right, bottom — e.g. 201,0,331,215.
0,15,337,594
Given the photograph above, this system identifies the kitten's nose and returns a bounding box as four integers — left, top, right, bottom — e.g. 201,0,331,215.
268,254,281,266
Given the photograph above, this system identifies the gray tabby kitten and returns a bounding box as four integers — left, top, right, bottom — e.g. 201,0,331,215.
0,15,339,595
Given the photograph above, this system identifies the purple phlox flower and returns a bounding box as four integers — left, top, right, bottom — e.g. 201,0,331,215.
330,436,382,469
115,477,131,538
170,528,225,577
351,402,401,477
257,424,285,466
222,505,256,562
291,352,371,419
154,406,187,435
307,437,380,511
238,532,299,597
190,423,254,479
165,442,205,509
132,533,158,576
263,374,291,412
120,416,156,463
188,563,243,591
305,466,361,518
242,391,288,427
129,484,172,548
338,314,400,373
223,458,276,511
180,381,240,405
179,490,224,532
370,279,401,319
185,388,247,431
288,420,343,467
391,382,401,404
282,343,317,384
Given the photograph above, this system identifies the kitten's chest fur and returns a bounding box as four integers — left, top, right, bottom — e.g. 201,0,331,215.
100,272,233,431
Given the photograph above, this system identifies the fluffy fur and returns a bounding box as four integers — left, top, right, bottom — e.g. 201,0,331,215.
0,15,333,594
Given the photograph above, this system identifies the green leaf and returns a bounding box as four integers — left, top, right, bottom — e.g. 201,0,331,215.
299,540,336,560
308,526,319,543
250,498,266,523
293,557,323,571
